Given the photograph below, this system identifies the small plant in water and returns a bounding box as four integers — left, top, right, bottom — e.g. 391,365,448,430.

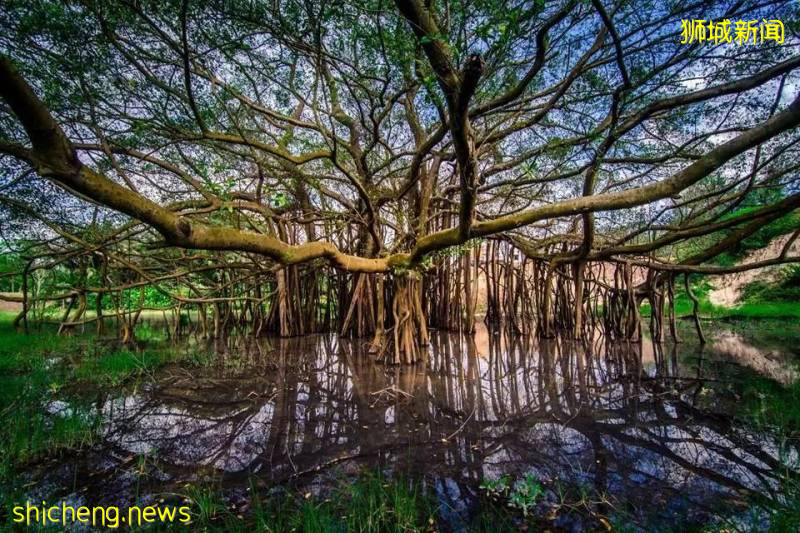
508,473,544,516
185,484,226,523
189,349,214,367
479,474,511,500
480,473,543,517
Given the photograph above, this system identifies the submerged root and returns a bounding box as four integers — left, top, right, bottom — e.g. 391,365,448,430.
375,275,428,365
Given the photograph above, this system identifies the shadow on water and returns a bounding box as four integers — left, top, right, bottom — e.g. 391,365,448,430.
40,324,800,529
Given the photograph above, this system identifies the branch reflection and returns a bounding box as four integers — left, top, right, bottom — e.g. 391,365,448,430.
99,326,796,524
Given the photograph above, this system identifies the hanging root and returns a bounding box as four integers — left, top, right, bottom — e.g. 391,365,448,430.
378,275,428,365
684,273,706,344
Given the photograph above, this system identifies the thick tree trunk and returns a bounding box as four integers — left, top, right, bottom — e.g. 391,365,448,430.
379,274,429,364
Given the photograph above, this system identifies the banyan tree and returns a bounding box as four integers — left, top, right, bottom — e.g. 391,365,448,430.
1,0,799,362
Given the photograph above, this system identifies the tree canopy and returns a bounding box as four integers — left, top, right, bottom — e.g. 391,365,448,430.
1,0,800,356
0,0,797,267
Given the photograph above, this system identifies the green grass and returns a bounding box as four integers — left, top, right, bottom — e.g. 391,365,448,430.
128,471,532,532
732,265,800,324
705,208,800,267
640,278,800,321
0,312,195,529
714,302,800,320
73,346,180,386
141,473,440,533
0,320,91,462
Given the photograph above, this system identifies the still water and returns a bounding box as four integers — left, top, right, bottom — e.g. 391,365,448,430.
39,324,799,530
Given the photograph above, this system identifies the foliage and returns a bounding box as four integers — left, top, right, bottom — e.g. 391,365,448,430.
479,473,511,498
740,265,800,303
0,252,24,292
0,312,194,528
177,472,437,533
421,238,485,270
710,209,800,267
1,0,797,293
508,474,544,516
480,473,544,517
641,276,800,321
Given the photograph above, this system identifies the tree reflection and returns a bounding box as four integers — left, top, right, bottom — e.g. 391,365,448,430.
99,329,795,525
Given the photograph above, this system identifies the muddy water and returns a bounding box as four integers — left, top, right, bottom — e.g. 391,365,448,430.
38,325,799,530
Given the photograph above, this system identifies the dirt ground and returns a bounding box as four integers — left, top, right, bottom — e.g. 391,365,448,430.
707,234,800,306
0,293,22,313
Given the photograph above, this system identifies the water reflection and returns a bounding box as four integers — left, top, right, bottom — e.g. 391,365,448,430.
92,328,796,528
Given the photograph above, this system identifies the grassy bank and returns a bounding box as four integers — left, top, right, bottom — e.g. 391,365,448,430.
0,312,191,526
641,278,800,321
121,473,536,533
181,473,440,533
